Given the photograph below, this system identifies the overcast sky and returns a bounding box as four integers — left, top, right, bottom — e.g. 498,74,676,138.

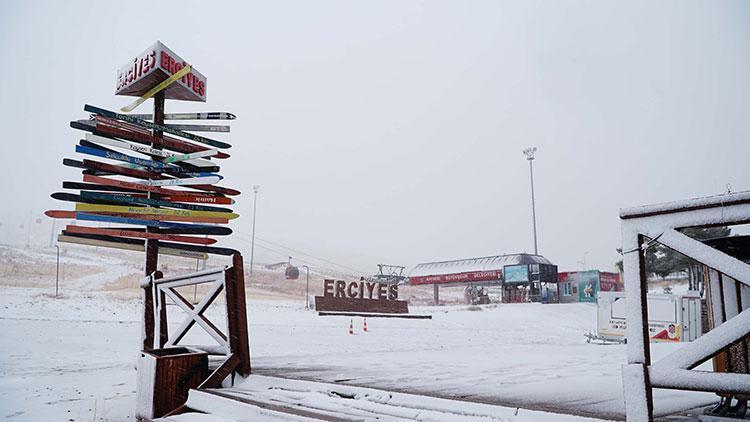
1,1,748,276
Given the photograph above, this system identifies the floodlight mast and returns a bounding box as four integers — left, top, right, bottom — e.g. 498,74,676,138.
249,185,260,276
523,147,538,255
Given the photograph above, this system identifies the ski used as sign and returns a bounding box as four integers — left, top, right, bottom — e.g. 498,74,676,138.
166,124,230,133
73,212,232,234
52,191,233,213
84,104,232,149
58,234,209,260
77,140,221,174
71,119,230,159
138,176,222,187
74,203,240,220
80,191,232,212
81,175,231,202
60,231,240,256
84,133,218,167
162,149,219,164
45,210,230,224
127,112,236,120
65,225,216,245
94,116,232,159
63,159,240,196
76,144,174,171
74,191,236,205
63,181,141,194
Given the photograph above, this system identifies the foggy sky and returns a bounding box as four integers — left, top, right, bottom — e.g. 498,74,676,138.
1,1,749,276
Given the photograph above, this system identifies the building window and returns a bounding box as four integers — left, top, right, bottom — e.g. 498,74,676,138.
562,283,572,296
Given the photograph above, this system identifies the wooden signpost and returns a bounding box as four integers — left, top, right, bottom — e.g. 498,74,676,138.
315,279,410,314
46,40,251,419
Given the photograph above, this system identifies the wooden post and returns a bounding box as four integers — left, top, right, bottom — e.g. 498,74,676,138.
622,231,655,421
433,284,439,305
636,234,653,367
143,91,166,351
225,253,251,375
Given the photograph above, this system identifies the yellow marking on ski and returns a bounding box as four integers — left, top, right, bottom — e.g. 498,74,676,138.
75,203,239,220
120,65,193,112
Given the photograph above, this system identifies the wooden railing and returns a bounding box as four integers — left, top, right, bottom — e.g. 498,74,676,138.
620,192,750,420
141,253,250,386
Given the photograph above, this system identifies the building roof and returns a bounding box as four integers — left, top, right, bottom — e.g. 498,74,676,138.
409,253,553,277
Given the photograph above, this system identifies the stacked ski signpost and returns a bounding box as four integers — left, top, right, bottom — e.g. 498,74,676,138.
46,41,251,419
48,102,240,257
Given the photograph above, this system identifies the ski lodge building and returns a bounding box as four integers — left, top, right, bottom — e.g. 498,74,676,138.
408,253,558,303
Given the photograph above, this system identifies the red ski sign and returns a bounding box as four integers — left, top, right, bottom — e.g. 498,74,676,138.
115,41,207,102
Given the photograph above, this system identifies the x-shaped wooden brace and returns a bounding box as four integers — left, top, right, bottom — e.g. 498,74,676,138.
152,273,229,353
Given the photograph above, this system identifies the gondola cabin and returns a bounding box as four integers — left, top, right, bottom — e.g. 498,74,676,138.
285,265,300,280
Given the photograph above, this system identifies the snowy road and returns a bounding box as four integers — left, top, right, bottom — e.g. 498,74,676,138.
246,300,715,420
0,288,716,421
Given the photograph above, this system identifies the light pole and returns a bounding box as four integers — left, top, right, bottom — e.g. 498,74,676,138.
49,218,56,247
55,244,60,298
302,265,310,310
249,185,260,276
578,251,588,271
522,147,539,255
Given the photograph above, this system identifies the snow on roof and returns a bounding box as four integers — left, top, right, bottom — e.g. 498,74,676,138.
409,253,553,277
620,190,750,219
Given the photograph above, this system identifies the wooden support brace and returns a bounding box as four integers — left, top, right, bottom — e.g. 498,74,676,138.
198,354,240,389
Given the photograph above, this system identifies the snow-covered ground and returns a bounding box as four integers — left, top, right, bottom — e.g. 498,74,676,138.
0,245,719,421
0,287,719,421
164,375,606,421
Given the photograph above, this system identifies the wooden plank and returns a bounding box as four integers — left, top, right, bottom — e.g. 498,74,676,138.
164,287,227,346
314,296,408,314
152,349,208,417
196,389,356,422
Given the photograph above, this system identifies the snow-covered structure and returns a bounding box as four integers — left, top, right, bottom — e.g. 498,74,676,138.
409,253,558,303
619,191,750,420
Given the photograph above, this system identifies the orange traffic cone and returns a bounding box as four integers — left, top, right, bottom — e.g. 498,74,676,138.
363,318,368,333
348,319,354,335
